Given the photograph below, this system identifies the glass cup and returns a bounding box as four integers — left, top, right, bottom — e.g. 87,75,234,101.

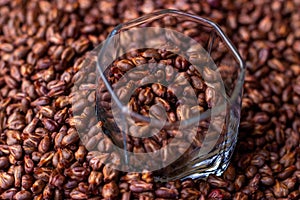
80,9,245,181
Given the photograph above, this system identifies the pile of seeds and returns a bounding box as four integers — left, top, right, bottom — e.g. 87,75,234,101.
95,48,228,179
97,48,212,147
0,0,299,199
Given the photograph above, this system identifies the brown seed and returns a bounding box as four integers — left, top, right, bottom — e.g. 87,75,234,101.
207,175,228,188
32,151,43,162
9,144,23,160
288,190,300,199
88,171,103,187
151,83,166,97
0,156,9,169
176,104,191,121
154,69,165,81
31,179,46,194
0,188,18,199
245,165,257,178
13,165,22,187
38,106,55,118
13,190,32,200
32,41,48,56
10,65,21,81
47,81,66,97
75,145,87,162
181,188,201,199
24,155,34,174
282,176,297,190
103,164,119,182
141,49,161,60
205,87,215,108
4,76,18,89
73,38,90,54
129,180,153,193
143,138,160,152
233,192,248,200
0,172,14,190
131,56,147,66
22,175,34,190
102,181,119,199
174,56,189,70
13,46,30,59
273,180,288,198
268,58,285,72
138,87,154,105
64,165,90,182
234,175,246,191
6,130,21,145
155,187,178,199
198,181,210,196
191,75,205,90
250,154,265,167
38,135,51,153
292,40,300,53
116,59,135,72
38,151,54,167
258,16,272,32
41,118,58,132
0,43,14,52
61,47,75,62
70,189,88,199
121,192,131,200
261,175,275,186
62,129,79,146
277,165,296,179
280,151,296,167
49,170,65,189
31,96,51,107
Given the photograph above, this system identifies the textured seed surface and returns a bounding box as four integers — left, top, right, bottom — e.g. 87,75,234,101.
0,0,300,199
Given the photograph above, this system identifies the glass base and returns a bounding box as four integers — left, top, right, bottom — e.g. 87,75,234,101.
154,135,237,182
155,127,237,182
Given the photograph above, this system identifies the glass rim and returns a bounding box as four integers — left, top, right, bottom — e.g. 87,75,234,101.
96,9,246,128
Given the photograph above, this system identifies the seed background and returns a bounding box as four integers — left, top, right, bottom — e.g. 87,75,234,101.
0,0,299,199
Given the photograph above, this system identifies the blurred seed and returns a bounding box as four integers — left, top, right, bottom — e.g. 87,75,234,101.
88,171,103,188
141,49,161,60
9,144,23,160
32,41,48,56
102,181,119,199
75,145,87,162
31,179,45,194
207,175,228,188
62,129,79,146
223,164,236,181
245,165,257,178
155,187,178,199
22,175,34,190
0,172,14,190
61,47,75,62
191,75,205,90
0,188,18,199
261,175,275,186
13,190,32,200
0,43,14,52
181,188,201,199
277,165,296,179
116,59,135,72
234,175,246,191
273,180,288,198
